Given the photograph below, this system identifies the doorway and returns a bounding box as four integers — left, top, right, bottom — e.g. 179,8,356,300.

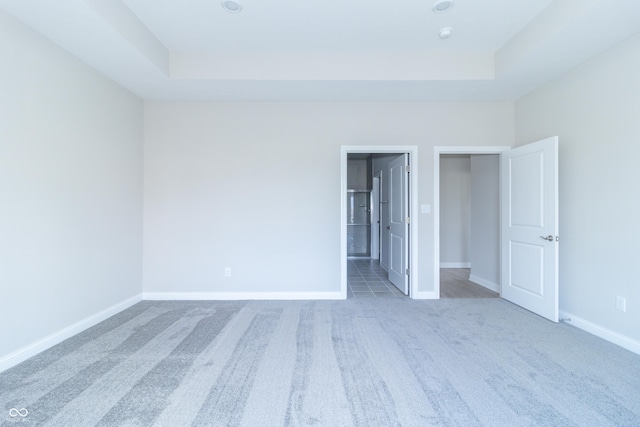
439,153,500,298
434,139,559,322
434,146,509,299
341,146,418,300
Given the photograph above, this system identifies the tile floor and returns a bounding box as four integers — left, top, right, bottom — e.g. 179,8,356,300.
348,260,500,299
347,258,407,299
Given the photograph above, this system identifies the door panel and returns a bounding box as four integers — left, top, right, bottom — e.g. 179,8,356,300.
371,176,380,260
388,154,408,295
509,242,544,295
510,151,544,227
390,234,403,274
501,137,558,322
379,172,389,271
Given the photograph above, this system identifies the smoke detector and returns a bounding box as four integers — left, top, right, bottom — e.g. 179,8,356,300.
439,27,453,39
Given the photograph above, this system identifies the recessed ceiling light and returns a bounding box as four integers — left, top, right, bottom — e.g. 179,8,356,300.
432,0,454,13
221,0,243,13
439,27,453,39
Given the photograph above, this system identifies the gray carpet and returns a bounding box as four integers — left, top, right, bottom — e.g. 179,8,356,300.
1,298,639,426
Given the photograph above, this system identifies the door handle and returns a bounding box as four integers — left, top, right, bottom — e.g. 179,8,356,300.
386,226,391,230
540,235,554,241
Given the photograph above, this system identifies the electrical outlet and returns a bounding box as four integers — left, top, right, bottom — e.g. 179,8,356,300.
615,296,626,312
224,267,231,277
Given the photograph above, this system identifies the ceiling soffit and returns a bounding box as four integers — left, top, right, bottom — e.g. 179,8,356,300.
1,0,639,101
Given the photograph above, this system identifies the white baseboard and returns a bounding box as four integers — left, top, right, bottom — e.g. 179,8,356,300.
440,262,471,269
143,291,345,301
468,274,500,293
559,310,640,356
0,294,142,374
412,291,439,300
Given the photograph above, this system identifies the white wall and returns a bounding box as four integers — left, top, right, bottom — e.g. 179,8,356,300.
143,102,514,297
0,11,143,367
516,33,640,345
439,155,471,267
469,155,500,290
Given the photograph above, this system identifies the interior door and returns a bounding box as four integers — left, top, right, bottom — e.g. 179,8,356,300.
388,154,409,295
379,171,389,271
501,136,559,322
371,175,380,260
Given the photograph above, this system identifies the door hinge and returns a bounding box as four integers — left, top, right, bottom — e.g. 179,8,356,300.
406,165,410,173
406,268,410,276
406,217,410,224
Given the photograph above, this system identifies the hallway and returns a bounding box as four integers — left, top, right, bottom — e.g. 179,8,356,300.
440,268,499,298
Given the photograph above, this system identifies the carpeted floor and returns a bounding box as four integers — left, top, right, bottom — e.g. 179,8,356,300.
1,298,639,426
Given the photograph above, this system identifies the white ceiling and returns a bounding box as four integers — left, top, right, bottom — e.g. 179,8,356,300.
122,0,552,53
2,0,640,101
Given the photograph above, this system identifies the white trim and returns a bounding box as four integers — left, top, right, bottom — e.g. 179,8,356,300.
468,274,500,293
434,146,510,300
412,291,439,300
0,294,142,374
440,262,471,268
341,145,419,299
435,146,511,154
143,292,344,301
559,310,640,356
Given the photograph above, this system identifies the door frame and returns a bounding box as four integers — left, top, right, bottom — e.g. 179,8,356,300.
341,146,419,299
433,146,510,299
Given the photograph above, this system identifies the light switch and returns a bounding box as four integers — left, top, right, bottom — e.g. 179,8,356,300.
421,204,431,214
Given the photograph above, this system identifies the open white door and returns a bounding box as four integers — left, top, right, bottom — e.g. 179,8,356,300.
371,176,380,260
388,154,409,295
501,137,559,322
